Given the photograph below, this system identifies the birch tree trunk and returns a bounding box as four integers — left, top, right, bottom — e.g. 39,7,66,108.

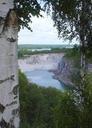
0,0,19,128
79,0,91,105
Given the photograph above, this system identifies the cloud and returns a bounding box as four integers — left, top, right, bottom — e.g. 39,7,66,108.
18,12,77,45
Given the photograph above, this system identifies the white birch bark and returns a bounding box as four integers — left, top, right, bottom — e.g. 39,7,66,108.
0,0,19,128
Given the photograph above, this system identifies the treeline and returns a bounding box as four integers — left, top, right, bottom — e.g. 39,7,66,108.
19,71,92,128
18,45,85,59
18,48,67,59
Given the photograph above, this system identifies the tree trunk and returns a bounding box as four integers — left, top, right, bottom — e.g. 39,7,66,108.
79,0,91,109
0,0,19,128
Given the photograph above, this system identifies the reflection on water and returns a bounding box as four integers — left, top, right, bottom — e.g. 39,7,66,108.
25,70,63,90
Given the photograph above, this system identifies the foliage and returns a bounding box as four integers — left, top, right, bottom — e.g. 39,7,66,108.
65,45,80,58
52,91,79,128
80,73,92,128
14,0,92,52
73,73,92,128
19,71,79,128
18,47,67,59
14,0,42,30
42,0,92,51
13,0,91,57
18,48,32,58
19,70,92,128
19,71,30,127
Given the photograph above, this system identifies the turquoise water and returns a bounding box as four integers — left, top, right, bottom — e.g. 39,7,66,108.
25,70,63,90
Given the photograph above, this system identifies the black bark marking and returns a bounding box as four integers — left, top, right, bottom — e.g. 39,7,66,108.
0,118,15,128
12,107,19,116
7,38,16,42
0,75,15,84
2,2,6,5
0,118,9,128
12,85,18,95
6,101,17,107
0,104,5,113
14,95,18,99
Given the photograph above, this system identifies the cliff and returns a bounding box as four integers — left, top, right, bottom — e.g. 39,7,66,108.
53,56,79,88
18,53,64,71
54,55,92,88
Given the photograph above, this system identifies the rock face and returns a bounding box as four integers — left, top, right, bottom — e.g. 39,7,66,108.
0,0,19,128
18,53,64,71
54,57,76,87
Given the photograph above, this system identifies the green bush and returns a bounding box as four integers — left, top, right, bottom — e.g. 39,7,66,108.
19,71,77,128
19,71,92,128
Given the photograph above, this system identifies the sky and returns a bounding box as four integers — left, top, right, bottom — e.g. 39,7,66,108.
18,12,77,45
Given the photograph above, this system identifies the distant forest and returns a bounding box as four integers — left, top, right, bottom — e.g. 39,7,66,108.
18,44,74,49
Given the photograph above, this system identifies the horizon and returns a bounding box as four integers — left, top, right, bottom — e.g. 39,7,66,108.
18,43,74,46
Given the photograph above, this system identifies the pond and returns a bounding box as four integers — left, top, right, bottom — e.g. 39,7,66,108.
25,69,63,90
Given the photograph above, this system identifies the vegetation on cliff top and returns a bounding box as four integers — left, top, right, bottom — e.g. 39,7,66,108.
18,47,67,59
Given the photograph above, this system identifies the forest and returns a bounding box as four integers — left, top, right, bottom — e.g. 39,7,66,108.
19,68,92,128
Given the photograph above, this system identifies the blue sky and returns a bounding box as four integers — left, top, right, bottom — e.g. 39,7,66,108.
18,12,77,45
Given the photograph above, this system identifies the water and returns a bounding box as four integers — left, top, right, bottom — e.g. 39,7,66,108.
25,70,63,90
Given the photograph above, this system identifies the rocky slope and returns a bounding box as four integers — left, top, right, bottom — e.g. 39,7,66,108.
54,56,92,88
53,57,75,87
18,53,64,71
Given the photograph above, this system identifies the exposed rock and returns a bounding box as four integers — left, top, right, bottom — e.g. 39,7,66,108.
18,53,64,71
54,56,92,88
53,57,78,88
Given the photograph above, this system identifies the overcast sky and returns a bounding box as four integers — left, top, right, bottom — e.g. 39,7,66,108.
18,12,77,45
